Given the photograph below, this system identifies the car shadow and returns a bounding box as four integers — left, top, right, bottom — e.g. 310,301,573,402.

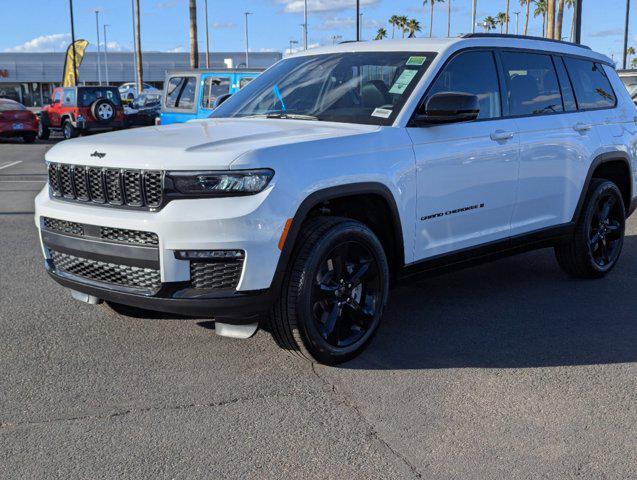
338,235,637,370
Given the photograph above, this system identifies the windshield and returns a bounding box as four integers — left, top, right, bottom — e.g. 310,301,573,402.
211,52,436,126
78,88,121,107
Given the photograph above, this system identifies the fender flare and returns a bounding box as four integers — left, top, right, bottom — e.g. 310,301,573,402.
269,182,405,292
571,152,633,222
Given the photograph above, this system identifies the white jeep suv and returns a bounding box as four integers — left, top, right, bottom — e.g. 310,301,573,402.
36,35,637,364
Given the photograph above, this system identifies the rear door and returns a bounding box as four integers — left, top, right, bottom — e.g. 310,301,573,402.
504,51,601,234
408,49,520,260
48,89,63,126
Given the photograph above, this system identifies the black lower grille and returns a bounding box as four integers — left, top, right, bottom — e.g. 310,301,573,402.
49,250,161,292
190,260,244,290
42,217,158,247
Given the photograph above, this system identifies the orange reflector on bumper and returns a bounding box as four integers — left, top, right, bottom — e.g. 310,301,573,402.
278,218,293,250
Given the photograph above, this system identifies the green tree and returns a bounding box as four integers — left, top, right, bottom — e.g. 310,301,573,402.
406,18,422,38
375,27,388,40
497,12,509,33
397,15,409,38
483,16,497,32
534,0,548,37
520,0,532,35
389,15,401,39
627,46,636,65
424,0,445,38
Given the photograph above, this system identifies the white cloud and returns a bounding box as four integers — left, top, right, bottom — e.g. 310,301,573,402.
4,33,72,53
315,16,380,31
589,28,624,38
211,21,238,29
277,0,379,14
101,41,129,52
167,46,186,53
154,0,184,9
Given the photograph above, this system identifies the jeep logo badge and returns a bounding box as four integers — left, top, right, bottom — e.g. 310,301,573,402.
90,151,106,159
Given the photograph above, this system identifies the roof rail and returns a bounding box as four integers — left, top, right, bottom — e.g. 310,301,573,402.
462,33,592,50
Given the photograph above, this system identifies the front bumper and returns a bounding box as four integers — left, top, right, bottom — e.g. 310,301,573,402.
35,185,285,322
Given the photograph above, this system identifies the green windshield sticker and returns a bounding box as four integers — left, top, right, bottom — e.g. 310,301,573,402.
406,56,426,66
389,69,418,95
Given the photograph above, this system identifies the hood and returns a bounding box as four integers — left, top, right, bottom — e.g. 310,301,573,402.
45,118,378,170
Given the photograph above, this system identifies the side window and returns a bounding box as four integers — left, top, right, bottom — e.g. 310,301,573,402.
165,76,197,110
553,56,577,111
501,51,563,116
239,77,254,89
564,58,616,110
53,91,61,103
427,50,501,120
201,77,231,109
62,89,76,106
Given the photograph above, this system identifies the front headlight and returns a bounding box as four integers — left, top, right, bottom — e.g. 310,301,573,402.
166,169,274,196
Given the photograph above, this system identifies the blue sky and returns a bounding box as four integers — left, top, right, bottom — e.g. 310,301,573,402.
1,0,635,62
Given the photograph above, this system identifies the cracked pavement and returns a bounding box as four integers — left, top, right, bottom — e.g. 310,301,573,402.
1,141,636,479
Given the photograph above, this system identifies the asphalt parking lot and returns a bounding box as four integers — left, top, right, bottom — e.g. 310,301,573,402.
0,138,635,479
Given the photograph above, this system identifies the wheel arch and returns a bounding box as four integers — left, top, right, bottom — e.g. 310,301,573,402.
572,152,633,222
271,182,405,291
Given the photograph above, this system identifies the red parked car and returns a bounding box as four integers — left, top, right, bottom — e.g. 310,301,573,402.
0,98,38,143
38,86,125,140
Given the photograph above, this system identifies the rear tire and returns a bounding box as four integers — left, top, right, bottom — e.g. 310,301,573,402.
62,120,77,140
37,122,50,140
270,217,389,365
555,178,625,279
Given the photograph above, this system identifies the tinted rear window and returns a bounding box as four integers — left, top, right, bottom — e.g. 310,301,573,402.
564,58,616,109
501,51,563,116
78,88,121,107
0,100,25,111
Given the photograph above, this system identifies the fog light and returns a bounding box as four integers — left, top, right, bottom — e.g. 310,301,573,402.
174,250,244,260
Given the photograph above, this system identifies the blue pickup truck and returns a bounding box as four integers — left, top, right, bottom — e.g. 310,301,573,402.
159,69,263,125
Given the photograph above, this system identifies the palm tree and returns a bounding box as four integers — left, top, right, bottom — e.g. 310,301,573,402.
520,0,532,35
534,0,547,37
483,16,497,32
134,0,143,95
447,0,452,37
628,46,636,65
424,0,445,38
389,15,400,39
398,15,409,38
546,0,555,39
406,18,422,38
375,27,388,40
632,57,637,68
505,0,510,33
555,0,565,40
497,12,508,33
188,0,198,68
566,0,575,41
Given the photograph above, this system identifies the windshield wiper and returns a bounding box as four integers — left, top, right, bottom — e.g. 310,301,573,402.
244,113,320,121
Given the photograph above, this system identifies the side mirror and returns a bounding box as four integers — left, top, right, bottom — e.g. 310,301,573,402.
413,92,480,125
213,93,232,109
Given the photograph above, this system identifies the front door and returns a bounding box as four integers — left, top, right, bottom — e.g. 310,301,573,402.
407,50,520,261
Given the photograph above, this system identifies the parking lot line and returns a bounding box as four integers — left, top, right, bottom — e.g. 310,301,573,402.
0,161,22,170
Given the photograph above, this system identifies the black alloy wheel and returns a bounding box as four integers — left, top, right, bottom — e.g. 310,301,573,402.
588,190,623,269
311,240,382,349
555,178,625,278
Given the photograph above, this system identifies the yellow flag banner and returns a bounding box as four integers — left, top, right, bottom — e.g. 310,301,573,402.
62,39,89,87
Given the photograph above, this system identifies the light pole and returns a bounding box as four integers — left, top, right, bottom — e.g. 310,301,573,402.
331,34,342,45
359,13,364,40
204,0,210,68
471,0,477,33
303,0,308,50
622,0,631,69
95,10,102,85
356,0,360,41
68,0,78,86
514,11,520,35
244,12,252,68
103,24,110,85
288,39,298,56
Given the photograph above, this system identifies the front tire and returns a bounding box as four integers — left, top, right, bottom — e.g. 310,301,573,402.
555,178,625,279
37,122,50,140
270,217,389,365
62,120,77,140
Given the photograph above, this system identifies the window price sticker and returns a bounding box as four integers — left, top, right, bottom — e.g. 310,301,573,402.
389,69,418,95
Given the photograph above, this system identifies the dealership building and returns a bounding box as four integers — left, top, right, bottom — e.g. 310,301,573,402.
0,51,282,107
